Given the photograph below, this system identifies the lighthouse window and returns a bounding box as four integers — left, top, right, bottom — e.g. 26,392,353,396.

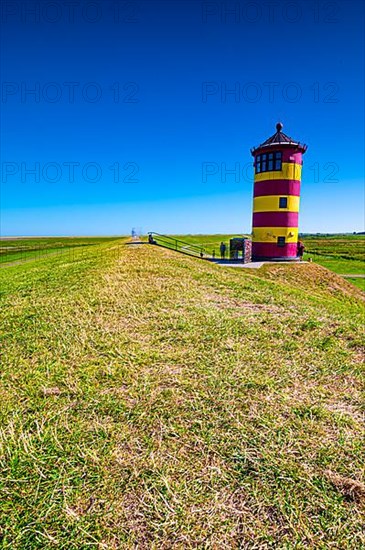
255,151,282,173
268,153,274,171
274,152,282,170
279,197,288,208
277,236,286,247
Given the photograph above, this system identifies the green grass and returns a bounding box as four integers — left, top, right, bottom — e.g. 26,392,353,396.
302,235,365,290
303,254,365,292
0,237,119,264
345,277,365,292
166,234,365,290
0,238,364,547
169,234,250,254
301,236,364,291
302,234,365,261
302,254,365,275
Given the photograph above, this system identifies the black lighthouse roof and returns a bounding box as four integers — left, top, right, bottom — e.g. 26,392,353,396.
251,122,307,156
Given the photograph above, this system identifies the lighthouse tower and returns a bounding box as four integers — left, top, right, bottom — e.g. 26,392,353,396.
251,123,307,261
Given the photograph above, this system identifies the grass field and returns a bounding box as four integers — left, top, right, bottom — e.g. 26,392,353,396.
302,235,365,291
302,235,365,261
0,237,117,264
168,234,365,291
171,234,249,253
170,233,365,259
1,238,364,547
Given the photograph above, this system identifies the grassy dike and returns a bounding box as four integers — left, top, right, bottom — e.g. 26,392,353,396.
0,240,364,548
169,234,365,291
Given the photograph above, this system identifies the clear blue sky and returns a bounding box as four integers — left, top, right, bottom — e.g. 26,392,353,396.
1,0,364,235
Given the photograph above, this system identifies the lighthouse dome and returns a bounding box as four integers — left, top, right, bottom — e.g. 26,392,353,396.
251,123,307,156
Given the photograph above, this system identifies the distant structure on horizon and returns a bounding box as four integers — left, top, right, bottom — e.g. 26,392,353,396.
251,123,307,261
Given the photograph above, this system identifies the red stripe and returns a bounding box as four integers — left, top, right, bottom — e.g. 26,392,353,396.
254,180,301,197
280,150,303,163
252,242,298,259
252,211,299,227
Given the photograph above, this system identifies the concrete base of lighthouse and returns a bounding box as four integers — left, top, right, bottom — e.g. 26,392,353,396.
252,255,300,262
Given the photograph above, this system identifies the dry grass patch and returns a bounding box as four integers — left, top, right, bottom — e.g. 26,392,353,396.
324,470,365,503
0,240,364,548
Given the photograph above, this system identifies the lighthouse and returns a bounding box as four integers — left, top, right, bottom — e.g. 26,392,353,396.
251,123,307,261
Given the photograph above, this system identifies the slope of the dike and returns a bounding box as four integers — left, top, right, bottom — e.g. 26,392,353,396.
1,241,364,548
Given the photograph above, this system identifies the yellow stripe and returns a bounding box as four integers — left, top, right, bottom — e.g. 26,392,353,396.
252,227,298,243
254,163,302,182
253,195,300,213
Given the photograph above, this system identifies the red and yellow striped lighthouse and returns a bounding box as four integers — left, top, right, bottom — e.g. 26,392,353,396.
251,123,307,261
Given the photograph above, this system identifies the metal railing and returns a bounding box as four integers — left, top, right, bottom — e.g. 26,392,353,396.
148,233,250,262
148,232,206,257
